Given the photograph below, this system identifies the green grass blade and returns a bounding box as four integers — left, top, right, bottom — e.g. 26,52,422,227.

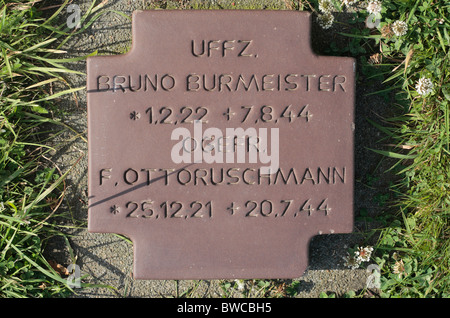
21,37,57,53
24,154,83,214
9,242,73,287
368,148,418,160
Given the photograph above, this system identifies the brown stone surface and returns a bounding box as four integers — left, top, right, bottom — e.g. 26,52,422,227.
87,10,355,280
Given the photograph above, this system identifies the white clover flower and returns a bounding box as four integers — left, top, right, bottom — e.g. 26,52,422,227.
392,20,408,36
319,0,334,13
234,279,245,291
392,259,405,278
355,246,373,262
342,0,359,7
366,0,382,15
415,77,434,96
317,11,334,30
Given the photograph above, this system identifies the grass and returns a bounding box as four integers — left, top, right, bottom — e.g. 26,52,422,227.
0,0,109,297
1,0,449,298
366,0,449,297
312,0,450,297
0,0,75,297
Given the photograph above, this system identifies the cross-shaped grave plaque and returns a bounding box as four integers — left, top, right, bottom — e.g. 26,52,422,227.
87,10,355,279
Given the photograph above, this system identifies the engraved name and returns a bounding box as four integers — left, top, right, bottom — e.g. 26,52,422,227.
99,166,346,187
95,74,347,93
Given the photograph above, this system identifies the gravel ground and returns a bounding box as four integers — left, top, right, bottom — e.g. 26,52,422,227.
43,0,395,298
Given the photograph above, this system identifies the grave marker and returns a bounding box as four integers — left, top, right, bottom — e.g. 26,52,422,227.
87,10,355,279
